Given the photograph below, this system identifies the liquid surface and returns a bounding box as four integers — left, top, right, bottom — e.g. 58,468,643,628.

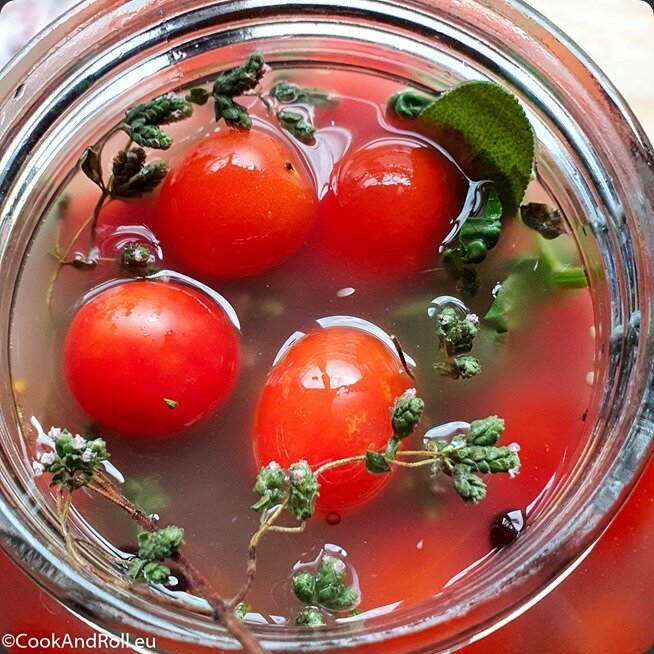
9,67,596,624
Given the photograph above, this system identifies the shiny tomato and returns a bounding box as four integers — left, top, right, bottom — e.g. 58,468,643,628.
156,128,317,278
63,280,240,438
253,326,414,513
318,138,468,276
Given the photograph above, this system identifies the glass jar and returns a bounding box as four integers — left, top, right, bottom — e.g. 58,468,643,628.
0,0,652,651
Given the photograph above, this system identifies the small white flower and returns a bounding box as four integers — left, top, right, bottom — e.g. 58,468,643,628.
40,452,55,466
492,283,502,298
73,435,86,451
509,442,521,453
290,467,306,482
32,461,44,477
81,449,93,463
132,248,144,262
267,461,281,470
439,314,453,325
323,556,346,574
465,313,479,326
403,388,417,398
508,467,520,479
48,427,63,441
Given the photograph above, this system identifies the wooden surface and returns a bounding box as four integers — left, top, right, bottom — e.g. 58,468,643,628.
526,0,654,140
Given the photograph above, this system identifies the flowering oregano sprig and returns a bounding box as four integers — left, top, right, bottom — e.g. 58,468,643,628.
32,427,109,491
433,307,482,380
186,52,331,143
426,416,520,503
292,557,359,613
251,460,320,521
386,390,425,460
122,93,194,150
127,526,185,586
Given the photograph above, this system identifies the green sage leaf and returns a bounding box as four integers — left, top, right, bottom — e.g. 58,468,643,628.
419,81,535,215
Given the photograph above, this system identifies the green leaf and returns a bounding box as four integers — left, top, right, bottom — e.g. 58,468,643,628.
434,355,481,379
467,416,505,446
453,445,520,474
110,147,168,198
235,602,252,621
287,461,320,520
137,526,184,562
80,147,104,189
314,558,359,611
212,52,266,99
252,463,288,512
365,451,392,475
129,124,174,150
123,93,194,150
390,394,425,438
277,109,316,144
457,187,503,264
292,571,316,604
295,608,325,627
270,81,335,107
435,307,479,357
119,243,156,271
452,464,487,503
387,89,435,119
484,254,568,334
213,95,252,130
125,93,194,128
419,81,535,215
128,558,171,585
186,87,211,106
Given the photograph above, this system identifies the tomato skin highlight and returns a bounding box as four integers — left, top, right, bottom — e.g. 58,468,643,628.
63,280,240,438
253,326,414,513
319,138,469,276
157,128,317,278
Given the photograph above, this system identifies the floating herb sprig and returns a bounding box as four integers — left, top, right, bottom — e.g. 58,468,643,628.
48,53,329,310
432,308,482,380
186,52,329,143
33,386,520,649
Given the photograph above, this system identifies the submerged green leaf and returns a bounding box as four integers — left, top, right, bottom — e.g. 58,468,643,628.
277,109,316,143
365,451,392,475
270,81,335,107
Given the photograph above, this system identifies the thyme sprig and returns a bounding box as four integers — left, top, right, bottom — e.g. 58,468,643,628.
34,391,520,646
186,52,328,143
48,53,330,310
432,307,482,380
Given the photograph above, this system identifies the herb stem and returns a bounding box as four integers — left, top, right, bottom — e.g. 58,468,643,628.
390,459,436,469
314,456,366,476
267,525,306,535
391,335,416,382
88,472,266,654
231,499,288,607
56,488,86,567
46,189,110,310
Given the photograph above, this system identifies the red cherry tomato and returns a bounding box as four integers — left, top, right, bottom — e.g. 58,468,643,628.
253,326,414,513
63,280,240,438
318,138,468,276
156,128,317,278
